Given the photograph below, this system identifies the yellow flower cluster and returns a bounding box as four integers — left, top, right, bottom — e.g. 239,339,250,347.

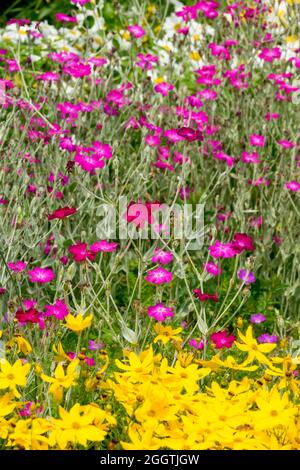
0,327,299,449
107,342,300,450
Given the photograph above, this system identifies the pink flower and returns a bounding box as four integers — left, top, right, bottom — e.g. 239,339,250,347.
242,151,261,164
232,233,255,253
68,242,95,262
48,206,77,220
258,47,281,62
258,333,278,344
250,314,266,324
237,269,256,284
265,112,280,121
249,134,265,147
189,339,205,350
154,82,174,97
144,267,172,284
211,330,236,349
145,134,160,147
28,267,55,283
88,340,105,351
16,306,45,329
278,139,296,149
151,248,173,265
204,262,222,277
208,240,237,259
7,261,27,273
128,24,145,38
36,72,60,82
179,187,191,200
136,53,158,70
63,61,91,78
55,13,77,23
45,299,69,320
285,181,300,192
148,303,174,321
193,289,219,302
89,240,118,253
84,357,96,366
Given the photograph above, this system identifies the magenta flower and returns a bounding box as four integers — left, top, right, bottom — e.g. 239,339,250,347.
204,262,222,277
193,289,219,302
88,340,105,351
285,181,300,192
258,47,281,62
211,330,236,349
147,303,174,321
265,112,280,121
154,82,174,97
250,314,266,324
136,53,158,70
249,134,265,147
258,333,279,344
36,72,60,82
28,267,55,284
232,233,255,253
208,240,237,259
68,242,95,262
55,13,77,23
151,248,173,265
242,151,261,164
128,24,145,38
48,206,77,220
144,267,172,284
237,269,256,284
63,61,91,78
45,299,69,320
89,240,118,253
189,339,205,350
278,139,296,149
7,261,27,273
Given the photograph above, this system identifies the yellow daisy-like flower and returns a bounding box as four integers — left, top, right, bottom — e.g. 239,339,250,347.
235,326,276,365
64,313,93,333
0,359,31,398
153,324,182,345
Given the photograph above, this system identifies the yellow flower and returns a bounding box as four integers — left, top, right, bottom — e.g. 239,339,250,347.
121,424,160,450
235,326,276,365
8,418,51,450
64,313,93,332
212,355,259,372
153,324,182,345
253,387,297,430
115,346,154,381
50,403,112,449
135,386,180,425
6,335,32,355
0,393,16,417
0,359,31,398
167,361,210,393
41,359,80,403
52,342,72,363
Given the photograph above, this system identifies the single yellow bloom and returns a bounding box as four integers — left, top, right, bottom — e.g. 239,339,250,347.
64,313,93,332
0,359,31,398
153,324,182,345
235,326,276,365
41,359,80,403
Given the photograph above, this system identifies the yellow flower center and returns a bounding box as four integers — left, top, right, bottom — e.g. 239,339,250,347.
72,421,81,429
7,373,15,380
